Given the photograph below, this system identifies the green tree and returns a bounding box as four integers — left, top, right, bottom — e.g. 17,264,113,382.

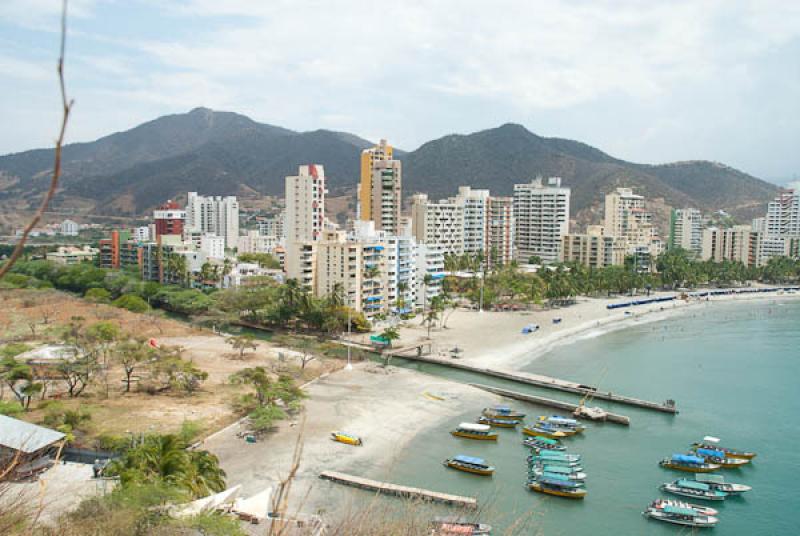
378,326,400,347
0,358,42,409
112,294,150,313
226,334,258,359
84,287,111,303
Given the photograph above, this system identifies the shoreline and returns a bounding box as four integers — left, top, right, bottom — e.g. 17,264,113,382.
204,288,799,519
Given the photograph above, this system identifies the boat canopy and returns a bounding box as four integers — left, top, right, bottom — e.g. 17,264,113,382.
530,437,558,445
538,478,580,488
544,416,578,425
453,455,487,466
541,471,571,481
457,423,491,432
697,448,725,458
677,479,710,491
541,465,572,474
663,505,697,516
703,436,721,443
672,454,704,464
696,474,725,484
539,450,578,459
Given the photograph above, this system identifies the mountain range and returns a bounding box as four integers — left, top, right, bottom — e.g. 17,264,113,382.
0,107,778,226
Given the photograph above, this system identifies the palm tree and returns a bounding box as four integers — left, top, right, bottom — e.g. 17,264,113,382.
379,326,400,347
424,309,439,338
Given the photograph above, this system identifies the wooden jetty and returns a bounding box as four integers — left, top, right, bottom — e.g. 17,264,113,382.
470,383,631,425
387,351,677,414
319,471,477,508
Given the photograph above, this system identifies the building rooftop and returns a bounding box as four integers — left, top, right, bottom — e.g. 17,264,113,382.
0,415,65,454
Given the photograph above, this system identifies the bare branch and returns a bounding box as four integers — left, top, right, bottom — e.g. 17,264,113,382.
0,0,72,280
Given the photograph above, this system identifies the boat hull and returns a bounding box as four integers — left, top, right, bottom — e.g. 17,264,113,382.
522,427,566,439
661,484,727,501
478,418,519,428
643,511,717,528
331,434,362,446
451,431,498,441
660,461,720,473
528,482,586,499
445,461,494,476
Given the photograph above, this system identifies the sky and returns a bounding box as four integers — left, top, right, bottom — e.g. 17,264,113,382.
1,0,799,183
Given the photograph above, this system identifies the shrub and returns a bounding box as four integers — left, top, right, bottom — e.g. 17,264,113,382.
112,294,150,313
0,400,24,416
85,287,111,302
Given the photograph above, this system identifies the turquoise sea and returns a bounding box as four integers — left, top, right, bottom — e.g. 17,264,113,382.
360,298,800,535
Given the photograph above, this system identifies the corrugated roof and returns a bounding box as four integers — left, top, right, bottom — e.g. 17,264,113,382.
0,415,65,453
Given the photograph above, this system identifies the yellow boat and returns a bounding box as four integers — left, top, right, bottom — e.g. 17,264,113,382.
331,431,363,446
444,455,495,476
450,422,498,441
522,425,567,439
692,438,756,460
528,478,586,499
693,448,750,468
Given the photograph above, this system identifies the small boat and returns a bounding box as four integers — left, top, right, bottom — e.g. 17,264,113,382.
528,459,583,471
692,436,756,460
522,424,568,439
531,449,581,462
538,415,586,433
650,499,718,517
482,405,525,419
530,466,587,481
430,516,492,535
478,416,520,428
527,472,585,487
521,324,539,334
643,504,718,528
450,423,498,441
659,454,721,473
444,455,495,476
661,479,728,501
695,473,752,494
528,477,587,499
330,432,363,446
522,436,566,451
692,447,750,468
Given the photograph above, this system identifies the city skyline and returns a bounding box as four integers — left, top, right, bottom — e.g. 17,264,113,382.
1,1,799,183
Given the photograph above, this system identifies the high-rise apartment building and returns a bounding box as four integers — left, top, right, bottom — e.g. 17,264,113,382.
185,193,239,249
415,243,445,309
765,189,800,237
359,139,393,222
257,212,285,243
561,225,625,268
669,208,703,256
513,177,570,264
369,159,402,234
153,200,186,238
487,196,515,267
410,193,464,256
701,225,759,266
450,187,490,255
603,187,663,263
285,164,326,285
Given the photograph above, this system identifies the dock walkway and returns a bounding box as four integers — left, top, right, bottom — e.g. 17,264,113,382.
318,471,477,509
387,351,677,414
470,383,631,425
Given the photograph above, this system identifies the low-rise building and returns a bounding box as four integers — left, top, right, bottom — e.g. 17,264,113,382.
46,245,98,265
561,226,625,268
238,230,278,254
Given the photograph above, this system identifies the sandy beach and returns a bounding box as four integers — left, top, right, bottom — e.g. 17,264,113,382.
203,287,799,519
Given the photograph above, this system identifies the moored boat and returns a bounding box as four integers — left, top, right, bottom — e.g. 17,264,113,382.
538,415,586,433
430,516,492,535
330,431,363,446
692,436,756,460
643,504,718,528
661,479,728,501
482,405,525,419
651,499,718,517
527,477,587,499
695,473,752,494
530,450,581,462
522,424,568,439
522,436,566,451
451,423,498,441
478,416,520,428
659,454,721,473
692,447,750,468
444,455,495,476
530,465,587,481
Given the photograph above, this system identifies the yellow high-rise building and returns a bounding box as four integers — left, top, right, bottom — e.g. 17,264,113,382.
359,139,393,222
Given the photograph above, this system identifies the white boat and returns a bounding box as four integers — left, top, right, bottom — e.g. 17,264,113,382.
643,504,718,528
695,473,752,494
650,499,718,517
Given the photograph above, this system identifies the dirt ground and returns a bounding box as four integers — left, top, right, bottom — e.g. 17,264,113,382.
1,289,341,443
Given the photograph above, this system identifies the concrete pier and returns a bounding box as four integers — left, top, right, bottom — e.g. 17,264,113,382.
388,351,677,414
319,471,478,508
470,383,631,425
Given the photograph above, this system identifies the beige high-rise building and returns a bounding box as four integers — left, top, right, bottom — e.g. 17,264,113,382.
285,164,326,286
369,159,402,234
603,187,663,264
561,225,625,268
513,177,570,264
410,193,464,256
450,186,490,255
487,196,515,267
359,139,393,222
701,225,759,267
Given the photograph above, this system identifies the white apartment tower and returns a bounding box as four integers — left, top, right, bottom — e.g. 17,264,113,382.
285,164,326,285
410,193,465,256
765,189,800,237
513,177,570,264
451,187,490,255
670,208,703,256
185,192,240,250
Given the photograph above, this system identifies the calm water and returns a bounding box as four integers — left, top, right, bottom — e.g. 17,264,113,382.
359,299,800,535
